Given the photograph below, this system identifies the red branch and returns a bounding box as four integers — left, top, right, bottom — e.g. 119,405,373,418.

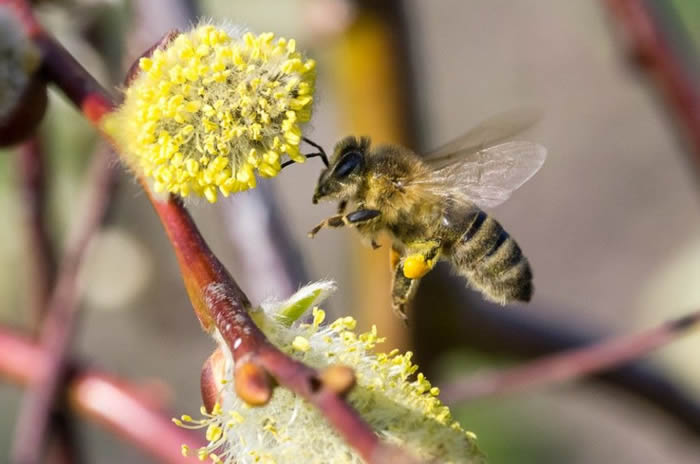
0,326,205,463
4,4,118,461
17,137,81,464
12,147,118,464
605,0,700,171
1,3,421,462
440,310,700,403
150,194,412,463
17,138,55,326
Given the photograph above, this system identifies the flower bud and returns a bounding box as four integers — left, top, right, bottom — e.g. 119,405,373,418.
234,359,273,407
201,347,227,414
319,364,355,396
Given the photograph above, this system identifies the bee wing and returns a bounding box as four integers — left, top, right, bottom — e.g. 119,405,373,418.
415,141,546,209
424,107,542,166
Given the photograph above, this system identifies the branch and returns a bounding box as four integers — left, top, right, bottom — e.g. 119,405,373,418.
151,194,416,463
17,137,55,328
604,0,700,171
17,137,84,464
440,310,700,403
413,270,700,435
0,326,205,463
3,5,421,462
12,145,118,464
5,5,119,461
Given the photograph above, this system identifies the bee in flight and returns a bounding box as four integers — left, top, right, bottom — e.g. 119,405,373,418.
299,109,546,321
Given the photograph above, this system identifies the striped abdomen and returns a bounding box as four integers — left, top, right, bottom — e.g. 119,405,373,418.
450,209,532,303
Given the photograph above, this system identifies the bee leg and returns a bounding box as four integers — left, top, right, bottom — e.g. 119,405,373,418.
307,209,381,238
337,199,348,214
391,260,420,323
390,245,402,272
402,240,441,279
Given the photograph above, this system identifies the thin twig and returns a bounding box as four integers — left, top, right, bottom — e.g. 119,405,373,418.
17,137,83,464
17,137,56,326
440,310,700,403
11,146,118,464
414,272,700,434
0,326,205,463
151,194,418,463
4,5,424,462
604,0,700,171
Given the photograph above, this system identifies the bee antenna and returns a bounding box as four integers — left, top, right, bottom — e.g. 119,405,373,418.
280,137,330,169
303,137,330,167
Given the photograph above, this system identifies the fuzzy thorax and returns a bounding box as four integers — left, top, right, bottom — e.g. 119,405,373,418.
103,24,316,202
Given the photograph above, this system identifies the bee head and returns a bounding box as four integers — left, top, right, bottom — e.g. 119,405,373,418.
312,136,369,204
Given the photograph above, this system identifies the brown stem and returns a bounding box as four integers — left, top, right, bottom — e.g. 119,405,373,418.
604,0,700,172
17,137,84,464
11,147,118,464
17,137,55,328
0,326,205,463
3,3,422,462
440,310,700,403
149,194,415,463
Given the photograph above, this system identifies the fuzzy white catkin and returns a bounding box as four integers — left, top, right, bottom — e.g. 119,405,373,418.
178,281,485,464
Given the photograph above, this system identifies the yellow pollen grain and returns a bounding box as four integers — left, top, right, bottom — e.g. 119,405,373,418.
292,336,311,352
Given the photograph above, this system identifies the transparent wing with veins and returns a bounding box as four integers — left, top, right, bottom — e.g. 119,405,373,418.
424,106,542,167
414,108,547,209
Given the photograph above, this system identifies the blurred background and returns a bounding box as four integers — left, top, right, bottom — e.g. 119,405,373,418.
1,0,700,462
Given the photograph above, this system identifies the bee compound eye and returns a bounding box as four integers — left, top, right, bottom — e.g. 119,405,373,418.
334,151,362,178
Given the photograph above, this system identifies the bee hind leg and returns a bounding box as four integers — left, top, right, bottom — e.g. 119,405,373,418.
391,260,421,323
402,240,441,279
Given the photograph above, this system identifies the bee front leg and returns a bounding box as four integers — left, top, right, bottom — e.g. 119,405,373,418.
307,209,381,238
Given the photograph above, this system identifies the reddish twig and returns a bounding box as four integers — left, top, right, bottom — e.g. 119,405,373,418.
151,195,416,463
17,137,83,464
11,145,118,464
17,137,55,327
2,4,422,462
0,326,205,463
440,310,700,403
604,0,700,171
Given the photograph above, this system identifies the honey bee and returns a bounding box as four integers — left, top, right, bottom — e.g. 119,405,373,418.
305,109,546,320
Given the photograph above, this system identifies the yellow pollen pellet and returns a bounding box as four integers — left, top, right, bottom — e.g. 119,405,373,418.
403,254,430,279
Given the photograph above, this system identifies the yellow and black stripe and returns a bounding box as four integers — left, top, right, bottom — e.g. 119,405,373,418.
451,209,533,303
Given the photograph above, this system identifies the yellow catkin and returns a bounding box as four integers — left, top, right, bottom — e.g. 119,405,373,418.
177,281,484,463
103,24,316,202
